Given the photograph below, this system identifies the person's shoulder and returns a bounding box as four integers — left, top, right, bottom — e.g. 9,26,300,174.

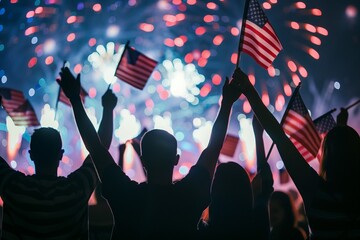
1,170,26,188
188,164,211,178
173,164,212,188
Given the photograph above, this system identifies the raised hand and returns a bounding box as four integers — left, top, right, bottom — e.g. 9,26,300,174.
232,67,252,96
57,66,81,100
252,163,274,199
336,107,348,126
101,88,117,110
221,76,242,104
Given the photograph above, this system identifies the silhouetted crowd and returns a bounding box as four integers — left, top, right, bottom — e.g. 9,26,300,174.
0,66,359,240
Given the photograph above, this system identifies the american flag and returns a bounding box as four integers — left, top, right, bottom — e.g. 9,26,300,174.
241,0,282,69
282,90,321,162
313,110,336,161
115,43,158,90
8,100,40,126
220,134,239,157
313,111,337,138
0,88,27,112
57,86,88,106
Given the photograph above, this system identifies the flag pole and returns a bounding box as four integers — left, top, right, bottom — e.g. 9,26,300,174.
236,0,251,68
114,40,130,78
345,99,360,110
313,108,336,122
264,82,302,161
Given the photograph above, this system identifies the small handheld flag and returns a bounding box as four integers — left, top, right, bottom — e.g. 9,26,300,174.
115,41,158,90
282,89,321,162
313,109,337,138
237,0,282,68
0,88,39,126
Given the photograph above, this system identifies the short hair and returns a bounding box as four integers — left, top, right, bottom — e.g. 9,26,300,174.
140,129,177,158
30,127,62,158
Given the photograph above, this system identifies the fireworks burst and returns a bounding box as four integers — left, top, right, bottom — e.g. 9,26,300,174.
0,0,330,178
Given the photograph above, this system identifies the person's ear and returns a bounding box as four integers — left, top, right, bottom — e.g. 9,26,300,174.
174,154,180,166
58,149,64,161
28,150,35,162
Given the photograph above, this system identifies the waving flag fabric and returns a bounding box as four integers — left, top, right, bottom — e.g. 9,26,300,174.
313,111,337,138
8,100,40,126
282,91,321,162
240,0,282,69
0,88,27,112
57,85,88,106
0,88,39,126
115,43,158,90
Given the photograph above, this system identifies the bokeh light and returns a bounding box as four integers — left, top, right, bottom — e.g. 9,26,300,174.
0,1,358,199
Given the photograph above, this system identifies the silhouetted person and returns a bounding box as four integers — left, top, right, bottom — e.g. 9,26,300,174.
89,184,114,240
269,191,306,240
234,68,360,240
198,115,273,239
88,89,118,240
0,88,116,239
198,161,254,239
58,65,242,238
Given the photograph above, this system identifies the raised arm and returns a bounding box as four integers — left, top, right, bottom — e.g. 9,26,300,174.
98,88,117,149
251,115,273,240
196,75,242,179
234,68,319,205
58,67,117,181
252,114,273,200
79,88,116,175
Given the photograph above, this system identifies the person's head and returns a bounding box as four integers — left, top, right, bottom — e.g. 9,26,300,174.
140,129,179,179
270,191,297,229
29,127,64,175
319,126,360,193
209,162,253,228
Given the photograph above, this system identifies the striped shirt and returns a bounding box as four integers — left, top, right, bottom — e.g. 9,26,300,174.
0,156,97,240
307,179,360,240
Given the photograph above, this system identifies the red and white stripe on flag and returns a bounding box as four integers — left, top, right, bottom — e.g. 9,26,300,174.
115,45,158,90
242,21,282,69
241,0,282,69
0,88,27,112
283,110,321,162
8,100,40,126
